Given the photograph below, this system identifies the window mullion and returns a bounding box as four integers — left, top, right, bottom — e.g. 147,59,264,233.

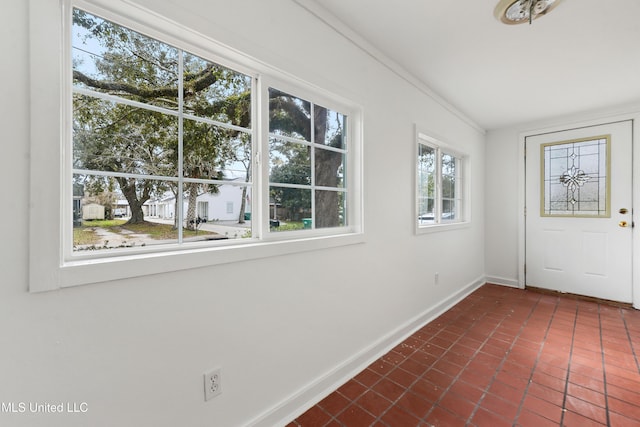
260,77,271,237
456,157,462,220
177,50,184,243
254,75,263,239
310,103,316,229
436,148,442,224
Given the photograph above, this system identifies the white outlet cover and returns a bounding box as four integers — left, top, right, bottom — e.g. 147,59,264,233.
204,368,222,401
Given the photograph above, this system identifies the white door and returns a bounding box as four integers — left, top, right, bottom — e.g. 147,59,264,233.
525,121,633,303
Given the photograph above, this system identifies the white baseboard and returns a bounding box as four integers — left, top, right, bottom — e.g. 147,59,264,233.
247,276,486,427
485,276,520,289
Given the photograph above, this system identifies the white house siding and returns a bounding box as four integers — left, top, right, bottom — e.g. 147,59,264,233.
198,185,248,221
144,185,249,222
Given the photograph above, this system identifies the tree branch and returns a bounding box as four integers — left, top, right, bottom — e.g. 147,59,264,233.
74,70,178,98
73,66,221,100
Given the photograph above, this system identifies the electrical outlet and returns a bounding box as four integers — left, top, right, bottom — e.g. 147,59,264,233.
204,368,222,401
434,272,439,285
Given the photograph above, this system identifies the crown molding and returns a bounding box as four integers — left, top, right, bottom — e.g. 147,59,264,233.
292,0,485,134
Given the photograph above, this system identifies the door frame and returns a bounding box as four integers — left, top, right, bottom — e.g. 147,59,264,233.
518,112,640,309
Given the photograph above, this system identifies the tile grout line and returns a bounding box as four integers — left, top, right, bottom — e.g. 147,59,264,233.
558,302,579,427
289,288,640,427
598,304,611,427
320,291,500,426
366,289,524,425
620,308,640,374
425,297,516,424
380,292,504,424
463,292,544,425
512,293,562,426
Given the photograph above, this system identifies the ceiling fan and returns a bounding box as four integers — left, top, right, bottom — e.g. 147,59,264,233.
494,0,563,25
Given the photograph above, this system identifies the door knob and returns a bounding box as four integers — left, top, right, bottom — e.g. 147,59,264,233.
619,221,628,227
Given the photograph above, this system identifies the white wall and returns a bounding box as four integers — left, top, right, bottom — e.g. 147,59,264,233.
1,1,485,426
484,127,522,287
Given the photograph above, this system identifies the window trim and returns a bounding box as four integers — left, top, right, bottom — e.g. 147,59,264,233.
415,128,470,235
28,0,364,292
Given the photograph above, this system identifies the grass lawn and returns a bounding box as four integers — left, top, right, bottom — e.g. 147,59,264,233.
117,221,213,239
83,219,127,228
73,227,102,245
272,221,304,231
74,219,214,246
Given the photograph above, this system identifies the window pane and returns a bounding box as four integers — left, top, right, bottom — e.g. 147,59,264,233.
417,143,436,225
442,174,456,199
223,133,252,189
315,190,345,228
442,199,456,221
315,148,345,188
183,53,252,128
183,119,251,181
542,137,609,216
315,104,346,149
442,153,459,221
441,177,453,198
183,183,252,239
269,186,311,231
72,174,179,252
72,9,179,110
442,153,457,194
269,138,311,186
418,199,435,224
269,88,311,141
73,94,178,177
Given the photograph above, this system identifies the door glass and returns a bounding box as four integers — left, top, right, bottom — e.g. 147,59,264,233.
541,136,610,217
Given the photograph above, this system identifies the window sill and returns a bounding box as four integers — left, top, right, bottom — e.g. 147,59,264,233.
416,221,470,235
33,232,365,292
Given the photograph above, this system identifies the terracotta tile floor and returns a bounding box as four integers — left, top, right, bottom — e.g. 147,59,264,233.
287,284,640,426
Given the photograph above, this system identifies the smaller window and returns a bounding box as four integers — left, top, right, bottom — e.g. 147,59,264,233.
198,201,209,220
268,88,348,233
416,131,467,231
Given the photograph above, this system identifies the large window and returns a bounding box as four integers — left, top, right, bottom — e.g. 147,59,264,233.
28,1,362,291
416,131,467,231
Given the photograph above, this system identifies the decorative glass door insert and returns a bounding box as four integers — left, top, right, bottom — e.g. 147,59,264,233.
540,135,610,217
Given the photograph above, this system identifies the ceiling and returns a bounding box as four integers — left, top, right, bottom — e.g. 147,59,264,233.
302,0,640,130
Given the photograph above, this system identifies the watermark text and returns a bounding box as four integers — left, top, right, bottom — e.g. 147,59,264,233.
1,402,88,414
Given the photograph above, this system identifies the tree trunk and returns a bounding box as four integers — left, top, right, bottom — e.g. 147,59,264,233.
237,162,251,224
238,186,247,224
314,150,342,228
185,182,198,230
118,177,149,224
173,190,179,230
313,107,342,228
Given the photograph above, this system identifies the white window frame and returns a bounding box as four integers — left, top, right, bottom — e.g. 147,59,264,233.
28,0,364,292
261,76,352,240
415,128,470,234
